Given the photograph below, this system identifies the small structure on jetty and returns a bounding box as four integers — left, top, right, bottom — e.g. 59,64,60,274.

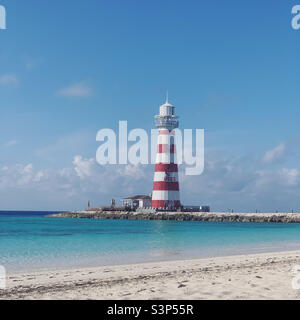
122,195,152,210
86,195,210,213
183,205,211,213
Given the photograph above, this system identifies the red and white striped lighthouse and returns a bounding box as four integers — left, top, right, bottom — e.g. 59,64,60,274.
152,96,181,210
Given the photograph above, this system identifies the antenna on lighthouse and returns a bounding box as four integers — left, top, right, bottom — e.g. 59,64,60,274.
166,91,169,104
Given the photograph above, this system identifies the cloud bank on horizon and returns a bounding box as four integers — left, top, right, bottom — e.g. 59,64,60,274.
1,141,300,212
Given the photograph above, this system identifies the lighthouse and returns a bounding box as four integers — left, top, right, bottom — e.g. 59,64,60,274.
151,96,181,210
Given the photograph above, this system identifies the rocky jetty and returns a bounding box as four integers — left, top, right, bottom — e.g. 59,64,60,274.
46,211,300,223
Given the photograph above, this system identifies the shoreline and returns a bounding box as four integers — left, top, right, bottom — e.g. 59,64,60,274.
47,211,300,224
6,243,300,276
2,250,300,300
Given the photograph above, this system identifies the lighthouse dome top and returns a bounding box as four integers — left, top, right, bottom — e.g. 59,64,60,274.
159,101,175,117
160,101,174,108
155,94,179,130
158,93,176,117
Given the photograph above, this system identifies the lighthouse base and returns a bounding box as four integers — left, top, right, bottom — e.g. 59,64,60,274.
152,200,181,210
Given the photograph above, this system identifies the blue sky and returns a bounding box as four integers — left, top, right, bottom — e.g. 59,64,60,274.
0,0,300,211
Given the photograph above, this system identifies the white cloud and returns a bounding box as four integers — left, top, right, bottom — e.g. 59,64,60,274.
2,140,18,148
262,143,285,164
2,140,300,212
0,163,34,189
25,57,43,70
117,165,146,180
0,156,153,208
279,168,300,186
73,156,96,179
57,82,92,98
0,74,19,86
177,144,300,212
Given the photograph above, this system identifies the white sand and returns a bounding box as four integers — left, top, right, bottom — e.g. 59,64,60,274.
2,250,300,300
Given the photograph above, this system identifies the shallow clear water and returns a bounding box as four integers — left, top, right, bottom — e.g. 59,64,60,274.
2,211,300,273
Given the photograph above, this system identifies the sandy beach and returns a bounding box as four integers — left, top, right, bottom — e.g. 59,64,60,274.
1,250,300,300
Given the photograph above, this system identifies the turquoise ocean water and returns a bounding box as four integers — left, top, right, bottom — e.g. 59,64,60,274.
2,211,300,273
